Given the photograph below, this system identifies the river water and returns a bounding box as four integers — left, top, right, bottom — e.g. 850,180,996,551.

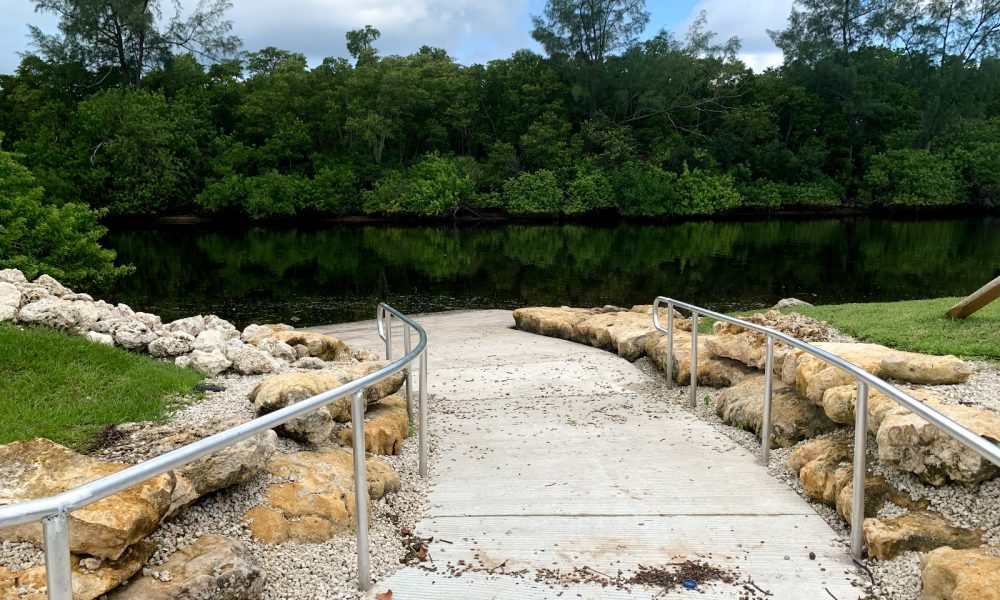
101,217,1000,328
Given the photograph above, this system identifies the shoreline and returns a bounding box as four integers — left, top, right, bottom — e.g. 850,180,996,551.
105,205,1000,230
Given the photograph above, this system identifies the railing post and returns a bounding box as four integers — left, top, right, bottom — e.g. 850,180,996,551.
351,389,371,592
385,312,393,361
418,349,429,478
689,311,699,409
666,302,674,389
760,336,774,465
42,513,72,600
403,326,413,421
851,381,869,561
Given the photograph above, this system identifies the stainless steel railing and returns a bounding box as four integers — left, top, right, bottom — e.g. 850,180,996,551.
377,304,428,477
0,302,428,598
652,296,1000,561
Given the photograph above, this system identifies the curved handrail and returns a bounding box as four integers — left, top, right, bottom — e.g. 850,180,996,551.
0,303,427,598
652,296,1000,561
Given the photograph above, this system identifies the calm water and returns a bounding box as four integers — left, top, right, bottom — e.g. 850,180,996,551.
100,218,1000,328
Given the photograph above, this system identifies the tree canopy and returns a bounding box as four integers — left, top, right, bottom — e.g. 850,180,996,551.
0,0,998,223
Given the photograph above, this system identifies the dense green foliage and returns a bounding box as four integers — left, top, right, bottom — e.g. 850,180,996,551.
2,0,1000,219
0,145,130,285
782,299,1000,361
0,323,203,449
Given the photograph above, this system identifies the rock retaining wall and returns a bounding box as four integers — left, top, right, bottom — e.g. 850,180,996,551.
514,303,1000,598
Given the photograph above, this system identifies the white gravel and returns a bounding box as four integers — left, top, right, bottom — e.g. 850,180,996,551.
0,364,432,600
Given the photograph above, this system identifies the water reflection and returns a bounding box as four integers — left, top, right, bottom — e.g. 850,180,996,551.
102,218,1000,327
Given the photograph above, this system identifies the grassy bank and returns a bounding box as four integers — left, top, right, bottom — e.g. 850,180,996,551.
782,298,1000,361
0,323,203,450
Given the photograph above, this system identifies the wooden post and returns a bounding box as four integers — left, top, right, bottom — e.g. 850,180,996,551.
947,275,1000,319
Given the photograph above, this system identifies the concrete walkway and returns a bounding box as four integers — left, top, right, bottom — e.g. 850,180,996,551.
314,310,862,599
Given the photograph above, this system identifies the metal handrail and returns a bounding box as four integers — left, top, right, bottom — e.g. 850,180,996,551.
0,303,428,598
652,296,1000,561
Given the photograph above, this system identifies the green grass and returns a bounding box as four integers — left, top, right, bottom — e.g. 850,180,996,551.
693,297,1000,360
0,323,203,450
781,298,1000,361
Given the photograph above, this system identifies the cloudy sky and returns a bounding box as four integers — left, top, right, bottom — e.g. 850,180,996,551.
0,0,794,74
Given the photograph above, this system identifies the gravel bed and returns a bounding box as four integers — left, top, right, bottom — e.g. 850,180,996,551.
0,364,432,599
632,354,1000,600
916,359,1000,413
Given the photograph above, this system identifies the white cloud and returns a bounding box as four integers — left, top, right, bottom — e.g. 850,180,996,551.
682,0,794,70
227,0,537,64
0,0,539,73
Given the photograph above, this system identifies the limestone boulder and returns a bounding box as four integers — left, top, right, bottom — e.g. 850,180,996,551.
628,304,684,323
105,419,277,518
772,298,813,309
512,306,598,341
192,329,228,353
228,346,277,375
86,331,114,346
881,352,973,385
783,343,976,404
863,511,982,560
294,357,327,370
33,274,70,297
15,283,51,304
0,440,173,560
574,311,661,361
71,301,99,331
821,384,942,432
876,401,1000,486
788,431,854,506
645,332,756,387
250,330,350,362
164,315,205,337
835,475,900,525
240,323,293,343
250,362,407,444
108,535,264,600
0,305,15,322
176,349,231,376
15,298,81,329
337,395,409,455
204,315,238,335
243,448,399,544
707,310,833,370
5,541,155,600
715,375,838,448
253,336,296,363
62,293,93,303
133,312,162,331
111,320,157,351
93,300,123,322
147,334,194,358
88,317,125,335
0,268,26,284
0,282,22,311
783,343,891,404
921,547,1000,600
352,347,380,362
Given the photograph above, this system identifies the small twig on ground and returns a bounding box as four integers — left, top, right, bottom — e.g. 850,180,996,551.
487,560,507,574
749,580,772,596
825,588,840,600
853,559,876,588
583,565,613,579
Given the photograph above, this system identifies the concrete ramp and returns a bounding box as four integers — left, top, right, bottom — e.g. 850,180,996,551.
314,310,862,598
